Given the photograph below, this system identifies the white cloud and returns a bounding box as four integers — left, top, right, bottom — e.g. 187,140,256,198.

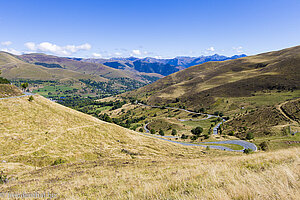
1,48,21,55
1,41,12,46
114,52,122,56
233,46,243,53
24,42,92,56
206,47,215,52
24,42,36,50
92,53,102,58
132,49,141,55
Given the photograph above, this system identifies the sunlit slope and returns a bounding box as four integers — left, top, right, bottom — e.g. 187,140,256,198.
0,95,204,166
0,84,22,98
0,51,105,81
1,145,299,199
126,45,300,109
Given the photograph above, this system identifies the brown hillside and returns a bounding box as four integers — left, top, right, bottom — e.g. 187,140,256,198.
125,45,300,109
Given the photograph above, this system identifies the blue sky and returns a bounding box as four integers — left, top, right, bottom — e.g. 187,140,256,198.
0,0,300,58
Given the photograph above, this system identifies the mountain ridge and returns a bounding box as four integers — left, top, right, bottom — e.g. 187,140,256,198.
124,45,300,110
78,54,247,76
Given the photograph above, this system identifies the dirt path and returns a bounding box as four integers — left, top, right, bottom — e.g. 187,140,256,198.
276,98,299,125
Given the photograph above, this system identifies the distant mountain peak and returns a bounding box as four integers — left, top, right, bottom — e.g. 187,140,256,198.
80,54,247,76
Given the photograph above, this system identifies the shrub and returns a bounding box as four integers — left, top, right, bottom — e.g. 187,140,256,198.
28,96,34,102
206,146,210,150
203,134,210,139
243,148,253,154
181,134,188,139
191,126,203,136
21,82,29,90
259,141,269,151
171,129,177,136
52,158,66,166
190,135,198,140
214,111,220,116
150,129,155,134
0,171,8,184
228,131,235,136
246,132,254,140
159,129,164,136
139,128,144,132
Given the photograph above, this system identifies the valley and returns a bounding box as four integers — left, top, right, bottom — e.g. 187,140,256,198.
0,45,299,199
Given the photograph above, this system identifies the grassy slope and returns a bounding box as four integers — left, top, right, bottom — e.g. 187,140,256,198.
281,98,300,122
0,146,299,199
125,45,300,110
0,51,104,82
0,84,23,98
0,95,206,167
0,93,299,199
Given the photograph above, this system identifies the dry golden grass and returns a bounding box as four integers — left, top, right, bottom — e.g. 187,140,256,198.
0,95,211,167
0,148,298,199
0,84,22,98
0,95,299,199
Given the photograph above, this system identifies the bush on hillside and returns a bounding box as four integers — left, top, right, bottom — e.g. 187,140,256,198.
28,96,34,102
171,129,177,136
243,148,253,154
259,141,269,151
246,132,254,140
0,77,10,84
52,158,66,166
159,129,164,136
191,126,203,136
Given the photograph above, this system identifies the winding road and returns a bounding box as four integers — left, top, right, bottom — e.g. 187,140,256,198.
139,103,257,152
0,94,257,152
0,92,34,100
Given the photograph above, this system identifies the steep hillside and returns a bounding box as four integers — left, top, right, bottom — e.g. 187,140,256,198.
0,85,299,200
125,46,300,110
0,84,23,98
281,98,300,123
0,95,205,167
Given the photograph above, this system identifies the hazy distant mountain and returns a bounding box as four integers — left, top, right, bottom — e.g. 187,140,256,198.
80,54,247,76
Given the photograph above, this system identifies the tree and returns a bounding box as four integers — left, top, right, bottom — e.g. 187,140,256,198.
246,132,254,140
191,126,203,136
214,111,220,116
181,134,188,139
21,82,29,91
159,129,164,136
204,134,210,139
28,96,34,102
259,141,269,151
139,128,144,132
171,129,177,136
243,148,253,154
190,135,198,140
228,131,234,136
150,129,155,134
218,124,223,135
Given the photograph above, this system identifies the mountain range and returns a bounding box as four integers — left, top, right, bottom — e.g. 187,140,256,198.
75,54,247,76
